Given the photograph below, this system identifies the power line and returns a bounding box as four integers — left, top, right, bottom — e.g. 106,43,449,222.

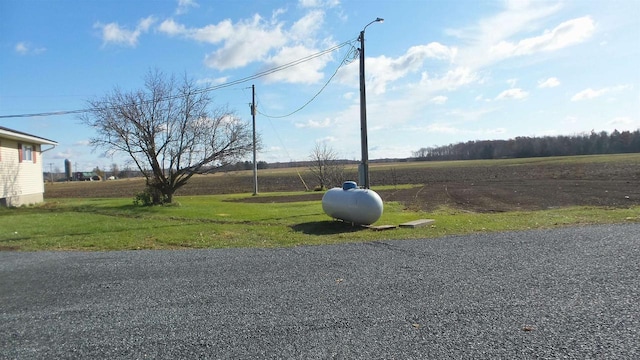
256,43,358,119
0,38,356,119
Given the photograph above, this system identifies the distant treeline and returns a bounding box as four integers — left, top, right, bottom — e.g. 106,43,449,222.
412,130,640,161
219,160,270,171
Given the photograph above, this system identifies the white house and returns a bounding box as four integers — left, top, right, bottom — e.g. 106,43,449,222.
0,126,57,207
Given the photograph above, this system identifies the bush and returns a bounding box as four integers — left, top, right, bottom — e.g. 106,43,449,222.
133,189,153,206
133,186,162,206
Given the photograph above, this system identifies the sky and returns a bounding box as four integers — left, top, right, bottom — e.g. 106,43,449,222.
1,0,639,172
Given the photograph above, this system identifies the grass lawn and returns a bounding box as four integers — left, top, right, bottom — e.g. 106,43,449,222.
1,191,638,251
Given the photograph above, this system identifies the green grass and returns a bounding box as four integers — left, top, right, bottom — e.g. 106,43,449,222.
1,192,638,251
202,153,640,177
369,153,640,170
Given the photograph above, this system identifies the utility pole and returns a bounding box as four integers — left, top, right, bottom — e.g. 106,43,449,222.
358,17,384,189
251,84,258,196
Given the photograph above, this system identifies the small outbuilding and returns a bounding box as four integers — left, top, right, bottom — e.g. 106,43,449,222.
0,126,58,207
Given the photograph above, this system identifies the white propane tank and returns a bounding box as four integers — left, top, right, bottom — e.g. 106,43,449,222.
322,181,383,225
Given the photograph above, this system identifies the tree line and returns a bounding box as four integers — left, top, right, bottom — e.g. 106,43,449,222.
412,130,640,161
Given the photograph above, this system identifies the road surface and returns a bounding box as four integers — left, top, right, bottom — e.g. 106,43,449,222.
1,224,639,359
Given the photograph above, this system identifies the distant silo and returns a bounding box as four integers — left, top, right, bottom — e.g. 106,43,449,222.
64,159,72,181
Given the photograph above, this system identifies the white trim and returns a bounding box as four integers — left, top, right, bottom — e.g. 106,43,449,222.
0,127,58,145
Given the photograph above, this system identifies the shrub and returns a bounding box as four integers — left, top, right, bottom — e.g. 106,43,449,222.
133,186,162,206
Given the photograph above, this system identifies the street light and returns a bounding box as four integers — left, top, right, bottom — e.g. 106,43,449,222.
359,17,383,189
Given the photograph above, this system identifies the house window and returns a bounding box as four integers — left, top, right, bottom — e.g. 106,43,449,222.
18,143,36,163
23,145,33,161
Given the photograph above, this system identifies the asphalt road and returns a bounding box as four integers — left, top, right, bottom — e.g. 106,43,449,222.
1,224,639,359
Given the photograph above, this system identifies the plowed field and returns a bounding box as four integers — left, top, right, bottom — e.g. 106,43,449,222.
45,155,640,213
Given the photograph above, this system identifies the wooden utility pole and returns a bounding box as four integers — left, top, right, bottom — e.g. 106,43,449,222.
358,17,383,189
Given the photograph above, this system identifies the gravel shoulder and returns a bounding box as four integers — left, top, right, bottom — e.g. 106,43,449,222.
1,224,639,359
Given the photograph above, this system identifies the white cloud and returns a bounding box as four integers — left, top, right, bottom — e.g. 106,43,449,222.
158,9,337,80
408,43,457,61
14,42,46,55
336,42,458,94
571,88,603,101
196,76,229,85
449,1,596,71
290,10,324,42
419,67,479,92
473,0,563,43
161,6,484,89
158,19,186,36
299,0,320,7
496,88,529,100
383,43,457,78
95,16,156,47
506,78,518,87
15,42,28,54
430,95,448,105
176,0,199,15
299,0,340,8
138,17,156,31
295,118,333,128
263,45,332,84
206,18,288,70
538,77,560,88
571,85,632,101
161,10,337,82
317,136,337,143
489,16,595,59
607,116,633,127
53,149,78,160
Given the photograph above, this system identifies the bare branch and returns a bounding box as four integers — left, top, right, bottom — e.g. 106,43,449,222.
308,143,345,190
80,70,255,204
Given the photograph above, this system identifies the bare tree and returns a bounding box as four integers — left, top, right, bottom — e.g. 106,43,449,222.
308,142,345,190
81,70,254,204
412,147,430,159
110,163,120,179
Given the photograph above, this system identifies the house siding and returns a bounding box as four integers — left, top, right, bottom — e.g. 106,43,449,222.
0,139,46,206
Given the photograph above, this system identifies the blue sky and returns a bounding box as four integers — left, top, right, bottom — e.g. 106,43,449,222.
1,0,639,172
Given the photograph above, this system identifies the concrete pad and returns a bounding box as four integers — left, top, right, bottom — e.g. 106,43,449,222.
399,219,435,228
369,225,397,231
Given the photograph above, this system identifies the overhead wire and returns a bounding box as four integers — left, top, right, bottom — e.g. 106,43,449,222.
250,42,359,189
256,42,358,119
0,38,357,119
247,40,358,188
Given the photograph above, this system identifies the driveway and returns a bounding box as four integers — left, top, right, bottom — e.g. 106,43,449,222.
1,224,639,359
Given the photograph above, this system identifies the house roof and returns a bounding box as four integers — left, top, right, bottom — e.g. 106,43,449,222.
0,126,58,145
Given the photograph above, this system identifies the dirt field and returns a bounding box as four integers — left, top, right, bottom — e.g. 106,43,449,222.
45,155,640,213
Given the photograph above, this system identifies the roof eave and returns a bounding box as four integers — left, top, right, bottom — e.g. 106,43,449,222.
0,127,58,146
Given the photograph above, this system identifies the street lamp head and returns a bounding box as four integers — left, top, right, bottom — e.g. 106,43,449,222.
363,17,384,32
